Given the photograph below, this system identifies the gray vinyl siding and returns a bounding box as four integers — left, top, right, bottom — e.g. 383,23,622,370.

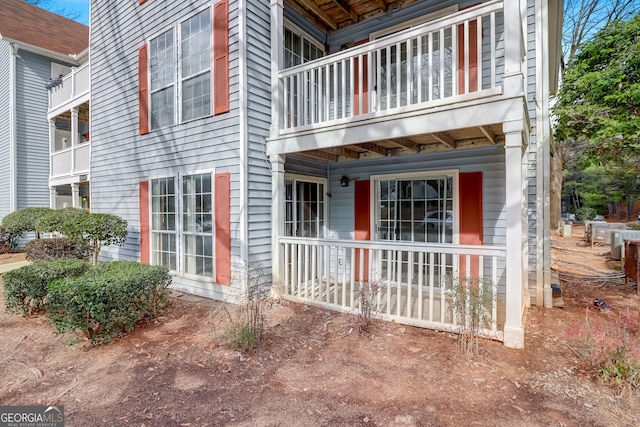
245,0,274,271
14,50,53,212
0,42,11,221
325,145,506,244
89,0,243,287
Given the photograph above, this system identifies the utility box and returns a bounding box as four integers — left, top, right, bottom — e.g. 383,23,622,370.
611,230,640,260
562,223,572,237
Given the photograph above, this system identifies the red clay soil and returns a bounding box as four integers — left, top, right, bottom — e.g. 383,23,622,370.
1,228,639,427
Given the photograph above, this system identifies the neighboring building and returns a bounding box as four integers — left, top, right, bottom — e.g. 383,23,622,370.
89,0,562,348
0,0,89,221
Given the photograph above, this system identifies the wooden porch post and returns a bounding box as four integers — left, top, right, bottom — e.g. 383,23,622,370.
270,0,283,139
503,120,526,349
271,154,286,295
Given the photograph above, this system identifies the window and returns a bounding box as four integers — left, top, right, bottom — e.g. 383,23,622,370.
148,8,213,130
150,29,176,129
284,27,323,69
151,177,177,270
182,173,213,276
181,9,212,121
376,174,455,244
284,176,326,238
151,172,214,278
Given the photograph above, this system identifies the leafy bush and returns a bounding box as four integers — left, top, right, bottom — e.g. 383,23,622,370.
1,207,53,239
628,221,640,231
46,261,171,343
3,259,91,315
62,213,128,264
0,226,19,254
35,207,88,234
25,237,91,262
575,207,597,223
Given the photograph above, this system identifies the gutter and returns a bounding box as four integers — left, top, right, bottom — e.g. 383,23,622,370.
9,42,18,212
0,35,82,67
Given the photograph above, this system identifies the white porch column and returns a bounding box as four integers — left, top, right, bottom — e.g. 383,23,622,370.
270,0,284,139
49,118,56,179
71,183,80,208
49,187,57,210
503,120,526,349
71,108,78,175
502,0,525,98
270,154,285,295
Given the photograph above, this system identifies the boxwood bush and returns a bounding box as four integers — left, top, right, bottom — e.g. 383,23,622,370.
3,259,91,315
25,237,91,262
46,261,171,344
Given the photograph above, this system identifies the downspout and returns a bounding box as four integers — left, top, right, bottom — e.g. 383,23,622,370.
9,43,18,212
238,0,249,275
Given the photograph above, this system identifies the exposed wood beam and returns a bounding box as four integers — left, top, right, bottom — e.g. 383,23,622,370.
299,150,339,162
479,126,497,144
431,132,456,149
388,138,420,153
374,0,388,12
324,147,360,159
331,0,358,23
296,0,338,30
359,142,388,156
287,1,330,32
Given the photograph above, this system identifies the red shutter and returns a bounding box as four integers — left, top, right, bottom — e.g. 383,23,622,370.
457,4,481,94
215,172,231,285
139,181,150,264
354,180,370,282
459,172,483,277
139,0,147,4
138,45,149,135
213,0,229,114
353,38,369,116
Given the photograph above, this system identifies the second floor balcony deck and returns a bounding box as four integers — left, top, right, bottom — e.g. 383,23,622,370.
268,1,528,158
48,61,90,115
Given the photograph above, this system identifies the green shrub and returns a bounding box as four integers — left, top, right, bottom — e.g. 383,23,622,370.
3,259,91,315
35,207,88,234
62,213,128,264
0,226,19,254
25,237,91,262
575,207,598,223
46,261,171,343
628,221,640,231
1,207,53,239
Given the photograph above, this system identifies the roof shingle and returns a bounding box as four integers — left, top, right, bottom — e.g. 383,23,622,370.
0,0,88,56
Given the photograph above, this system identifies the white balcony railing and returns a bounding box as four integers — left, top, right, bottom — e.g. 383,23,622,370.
50,142,90,179
278,1,506,134
279,236,506,340
49,62,90,111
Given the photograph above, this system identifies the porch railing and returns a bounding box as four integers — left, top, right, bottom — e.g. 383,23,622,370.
51,142,90,178
279,237,507,340
279,0,505,133
49,62,90,111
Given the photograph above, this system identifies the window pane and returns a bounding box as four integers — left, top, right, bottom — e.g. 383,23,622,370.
182,173,214,277
182,73,211,121
150,29,174,91
151,86,175,129
181,9,211,77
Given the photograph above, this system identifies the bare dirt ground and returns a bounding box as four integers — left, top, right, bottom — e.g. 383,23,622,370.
1,228,639,427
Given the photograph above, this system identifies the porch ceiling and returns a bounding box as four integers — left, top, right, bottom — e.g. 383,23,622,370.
286,0,420,32
294,124,505,162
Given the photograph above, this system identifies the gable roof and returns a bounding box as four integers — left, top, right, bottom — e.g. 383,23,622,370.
0,0,88,56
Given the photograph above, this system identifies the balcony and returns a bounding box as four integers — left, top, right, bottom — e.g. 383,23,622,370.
51,142,90,180
268,1,527,158
48,61,90,114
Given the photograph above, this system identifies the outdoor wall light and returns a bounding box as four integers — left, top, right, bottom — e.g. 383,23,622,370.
340,176,350,187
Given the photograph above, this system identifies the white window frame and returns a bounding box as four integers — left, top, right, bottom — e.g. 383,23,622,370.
149,168,217,282
283,19,325,68
369,170,459,244
284,173,328,238
147,3,216,131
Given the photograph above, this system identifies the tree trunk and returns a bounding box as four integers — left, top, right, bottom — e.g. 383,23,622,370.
550,149,564,229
